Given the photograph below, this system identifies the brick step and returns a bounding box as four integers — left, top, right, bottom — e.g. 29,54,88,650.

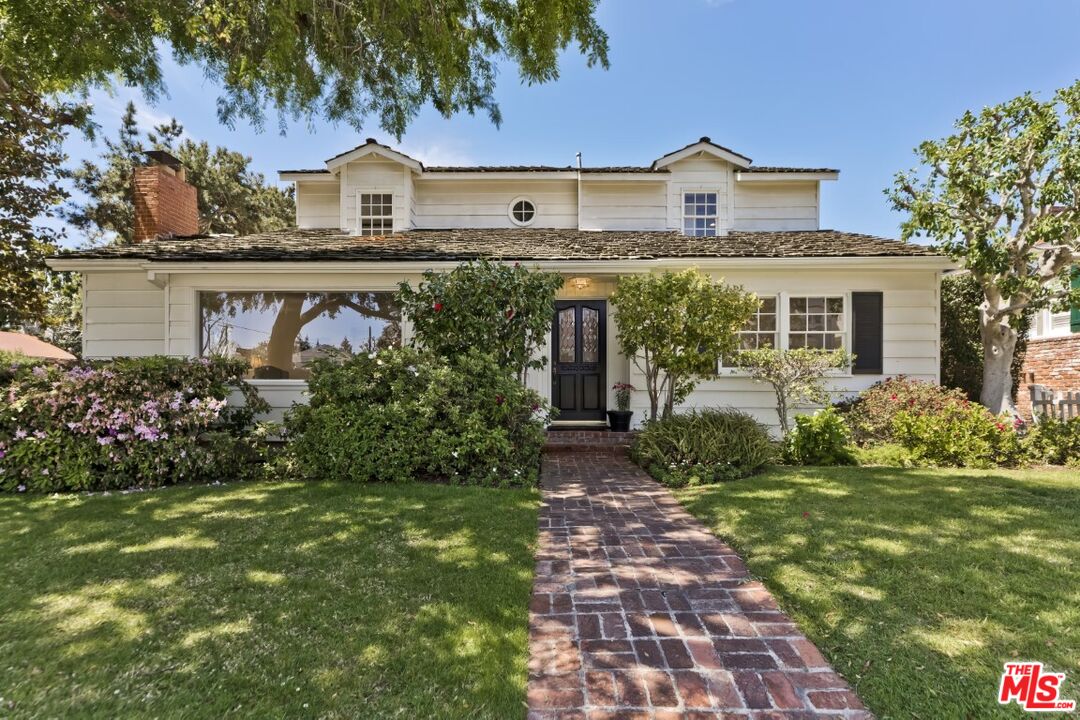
544,429,636,454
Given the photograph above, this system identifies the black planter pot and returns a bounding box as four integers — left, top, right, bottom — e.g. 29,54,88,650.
607,410,633,433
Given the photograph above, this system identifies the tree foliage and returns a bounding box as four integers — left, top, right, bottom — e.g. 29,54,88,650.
888,82,1080,415
940,273,1028,401
396,260,564,382
0,72,84,329
0,0,608,137
738,347,853,435
65,102,294,245
611,269,758,421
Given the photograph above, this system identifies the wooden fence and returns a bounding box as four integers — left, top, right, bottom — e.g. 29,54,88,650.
1028,384,1080,421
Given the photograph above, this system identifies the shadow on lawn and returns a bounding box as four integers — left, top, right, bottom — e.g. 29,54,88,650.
676,466,1080,719
0,481,539,719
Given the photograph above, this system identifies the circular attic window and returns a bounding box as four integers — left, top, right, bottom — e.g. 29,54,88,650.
508,197,536,226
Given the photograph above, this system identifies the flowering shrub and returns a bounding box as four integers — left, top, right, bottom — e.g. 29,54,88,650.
837,376,971,445
0,356,270,492
630,409,773,487
891,402,1023,468
783,408,857,466
283,347,550,487
1022,416,1080,466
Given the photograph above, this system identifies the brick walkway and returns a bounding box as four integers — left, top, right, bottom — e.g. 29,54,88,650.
528,452,871,719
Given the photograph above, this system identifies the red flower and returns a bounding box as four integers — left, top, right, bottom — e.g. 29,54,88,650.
802,511,811,519
433,302,443,312
530,402,539,411
506,308,514,319
890,393,898,401
495,394,505,405
514,262,520,268
995,422,1005,431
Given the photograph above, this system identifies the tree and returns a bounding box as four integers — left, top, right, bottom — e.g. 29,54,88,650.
611,269,758,421
888,82,1080,415
396,260,564,382
739,347,853,435
940,273,1028,401
0,71,86,329
66,102,294,245
0,0,608,137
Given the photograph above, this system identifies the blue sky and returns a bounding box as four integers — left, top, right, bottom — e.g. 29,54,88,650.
61,0,1080,247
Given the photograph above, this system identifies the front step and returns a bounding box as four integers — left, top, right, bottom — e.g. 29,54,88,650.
544,429,636,454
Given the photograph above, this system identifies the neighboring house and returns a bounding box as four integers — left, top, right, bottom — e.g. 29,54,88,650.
0,331,76,361
49,138,951,432
1020,270,1080,417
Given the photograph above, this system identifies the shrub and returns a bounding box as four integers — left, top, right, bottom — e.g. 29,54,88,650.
283,346,549,487
630,408,773,487
891,402,1023,468
0,356,270,492
838,376,971,445
0,350,45,385
739,347,853,434
852,442,919,467
783,408,857,466
1023,416,1080,466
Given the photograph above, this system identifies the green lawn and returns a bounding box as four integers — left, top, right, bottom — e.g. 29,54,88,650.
0,481,538,719
675,466,1080,719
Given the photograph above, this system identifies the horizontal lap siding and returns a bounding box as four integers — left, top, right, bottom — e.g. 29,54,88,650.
82,272,165,358
295,180,341,229
340,159,408,233
580,182,667,230
665,157,733,233
733,182,819,231
412,179,577,229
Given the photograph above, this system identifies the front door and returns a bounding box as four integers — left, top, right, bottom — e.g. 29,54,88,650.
552,300,606,421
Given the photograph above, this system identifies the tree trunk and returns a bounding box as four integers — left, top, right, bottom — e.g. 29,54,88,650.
978,305,1019,416
266,296,305,373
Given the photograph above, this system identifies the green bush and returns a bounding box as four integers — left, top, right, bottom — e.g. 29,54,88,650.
852,442,919,467
630,408,773,487
783,408,857,466
1023,416,1080,466
0,356,270,492
283,347,549,487
891,402,1023,468
837,376,971,445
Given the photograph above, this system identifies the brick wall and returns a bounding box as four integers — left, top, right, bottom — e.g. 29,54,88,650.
1018,334,1080,418
132,165,199,242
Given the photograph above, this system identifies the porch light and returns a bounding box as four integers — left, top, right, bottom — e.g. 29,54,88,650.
569,276,592,290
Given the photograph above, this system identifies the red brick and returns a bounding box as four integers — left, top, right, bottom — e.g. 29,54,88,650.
584,671,617,707
808,690,865,710
641,671,679,707
612,671,649,706
527,673,584,709
733,672,772,709
761,671,803,710
672,671,713,708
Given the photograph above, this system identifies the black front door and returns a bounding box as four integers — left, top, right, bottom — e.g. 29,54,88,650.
552,300,606,421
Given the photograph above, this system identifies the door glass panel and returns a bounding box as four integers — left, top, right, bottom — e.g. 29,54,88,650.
558,308,576,363
582,307,599,363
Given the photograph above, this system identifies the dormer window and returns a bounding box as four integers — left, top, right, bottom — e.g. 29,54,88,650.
509,197,536,226
683,192,718,236
358,192,393,236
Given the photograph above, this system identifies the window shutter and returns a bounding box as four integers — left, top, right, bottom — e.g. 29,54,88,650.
1071,268,1080,333
852,292,884,374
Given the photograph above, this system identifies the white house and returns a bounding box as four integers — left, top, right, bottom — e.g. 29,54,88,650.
49,137,952,432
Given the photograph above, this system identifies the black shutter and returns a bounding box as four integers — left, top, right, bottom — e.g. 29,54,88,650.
852,292,883,374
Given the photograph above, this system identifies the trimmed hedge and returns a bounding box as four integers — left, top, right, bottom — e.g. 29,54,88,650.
0,356,269,491
283,347,549,487
630,408,773,487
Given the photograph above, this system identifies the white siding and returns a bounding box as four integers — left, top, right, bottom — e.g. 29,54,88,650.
412,179,577,229
626,269,940,436
82,272,165,358
664,157,734,233
295,179,341,229
579,181,667,231
733,182,819,231
338,158,410,233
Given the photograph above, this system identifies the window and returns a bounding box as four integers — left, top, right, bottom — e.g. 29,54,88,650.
683,191,718,236
200,291,401,380
509,197,536,226
789,296,845,350
358,192,393,236
720,296,777,368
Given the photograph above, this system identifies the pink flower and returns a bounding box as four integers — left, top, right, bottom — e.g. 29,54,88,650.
495,394,505,405
802,511,811,519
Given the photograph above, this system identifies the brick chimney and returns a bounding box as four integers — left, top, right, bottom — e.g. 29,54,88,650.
132,150,199,242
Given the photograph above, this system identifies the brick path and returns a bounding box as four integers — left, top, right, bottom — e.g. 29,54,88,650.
527,452,871,719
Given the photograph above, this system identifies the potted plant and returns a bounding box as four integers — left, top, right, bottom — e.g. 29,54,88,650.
608,383,635,432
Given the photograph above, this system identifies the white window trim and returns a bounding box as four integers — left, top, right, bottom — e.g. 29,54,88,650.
681,188,721,237
716,291,853,377
356,188,395,236
191,286,407,383
508,196,537,227
718,294,779,370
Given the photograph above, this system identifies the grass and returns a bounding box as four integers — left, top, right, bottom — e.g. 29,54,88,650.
674,466,1080,719
0,480,539,719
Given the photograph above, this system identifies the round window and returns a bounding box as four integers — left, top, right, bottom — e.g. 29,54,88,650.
509,198,536,226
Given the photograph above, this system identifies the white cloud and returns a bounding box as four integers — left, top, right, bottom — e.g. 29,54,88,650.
397,139,474,167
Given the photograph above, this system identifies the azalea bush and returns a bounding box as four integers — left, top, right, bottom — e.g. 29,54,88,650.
1023,416,1080,466
0,356,270,492
396,259,563,381
630,408,773,487
783,407,857,466
891,402,1023,468
283,347,550,487
837,376,971,445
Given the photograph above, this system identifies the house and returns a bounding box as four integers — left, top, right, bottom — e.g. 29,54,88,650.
49,138,952,432
1021,271,1080,417
0,331,76,361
